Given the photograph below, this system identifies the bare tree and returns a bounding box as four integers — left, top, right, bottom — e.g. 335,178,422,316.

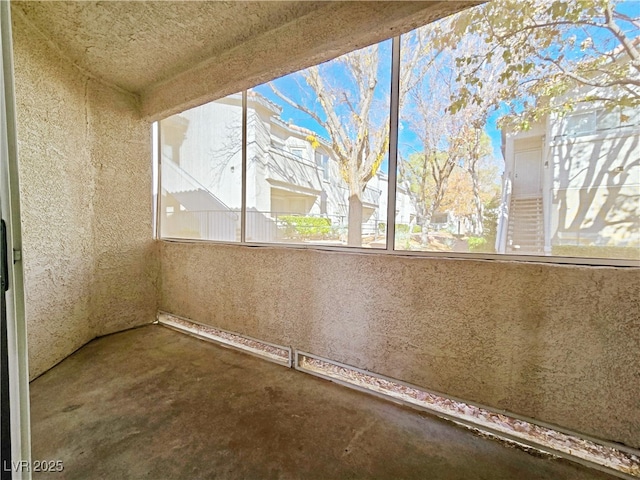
459,125,495,235
399,23,502,245
269,45,389,246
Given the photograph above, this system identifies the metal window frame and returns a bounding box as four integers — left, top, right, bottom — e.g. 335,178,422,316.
241,90,248,243
153,121,162,240
385,36,400,252
155,37,640,269
1,1,32,478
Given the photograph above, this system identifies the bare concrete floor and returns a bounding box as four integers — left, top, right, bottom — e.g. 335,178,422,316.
30,325,617,480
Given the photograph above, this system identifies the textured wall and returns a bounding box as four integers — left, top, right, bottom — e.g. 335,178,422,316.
12,12,96,378
160,241,640,449
88,83,157,337
12,11,157,378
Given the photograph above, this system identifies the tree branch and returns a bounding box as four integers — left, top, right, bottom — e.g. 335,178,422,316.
604,1,640,68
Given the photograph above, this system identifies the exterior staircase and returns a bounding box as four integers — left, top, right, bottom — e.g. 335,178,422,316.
162,158,239,240
507,197,544,254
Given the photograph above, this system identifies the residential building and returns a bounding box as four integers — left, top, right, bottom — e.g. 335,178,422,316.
497,92,639,257
160,90,413,244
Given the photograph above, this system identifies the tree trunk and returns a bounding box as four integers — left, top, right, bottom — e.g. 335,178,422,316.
419,221,428,245
419,210,433,246
470,168,484,236
347,193,363,246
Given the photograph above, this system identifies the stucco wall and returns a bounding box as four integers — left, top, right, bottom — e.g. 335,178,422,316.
12,11,157,378
10,0,639,452
88,83,158,337
160,241,640,449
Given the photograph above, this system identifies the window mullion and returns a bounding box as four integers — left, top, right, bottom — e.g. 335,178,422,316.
154,122,162,240
386,36,401,252
241,90,248,244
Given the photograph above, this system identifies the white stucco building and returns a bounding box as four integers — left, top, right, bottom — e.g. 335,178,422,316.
497,100,639,256
160,91,413,244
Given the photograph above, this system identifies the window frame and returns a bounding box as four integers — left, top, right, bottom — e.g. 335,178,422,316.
155,36,639,268
315,151,330,182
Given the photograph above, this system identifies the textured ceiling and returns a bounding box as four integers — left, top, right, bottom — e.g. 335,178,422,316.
12,1,480,119
13,1,324,92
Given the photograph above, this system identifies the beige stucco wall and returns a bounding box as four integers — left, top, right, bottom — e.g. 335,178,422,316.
9,0,639,453
12,11,157,379
87,83,158,337
160,241,640,449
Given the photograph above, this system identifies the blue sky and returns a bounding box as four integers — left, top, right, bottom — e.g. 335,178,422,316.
253,0,639,174
253,40,505,174
253,39,391,148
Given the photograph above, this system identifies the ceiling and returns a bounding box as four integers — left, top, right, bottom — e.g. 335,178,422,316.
12,1,480,119
13,1,324,93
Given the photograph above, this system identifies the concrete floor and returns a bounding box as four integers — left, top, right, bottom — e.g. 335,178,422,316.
29,325,617,480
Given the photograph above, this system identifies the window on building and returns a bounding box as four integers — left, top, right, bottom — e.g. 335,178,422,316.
564,106,640,137
315,152,330,181
565,111,597,136
290,147,305,160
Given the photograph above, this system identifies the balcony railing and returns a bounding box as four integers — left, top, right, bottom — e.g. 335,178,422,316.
162,209,385,245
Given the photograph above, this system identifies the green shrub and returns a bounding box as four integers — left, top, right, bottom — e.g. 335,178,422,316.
467,236,494,253
396,224,413,234
176,228,201,239
395,224,423,235
278,215,332,239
